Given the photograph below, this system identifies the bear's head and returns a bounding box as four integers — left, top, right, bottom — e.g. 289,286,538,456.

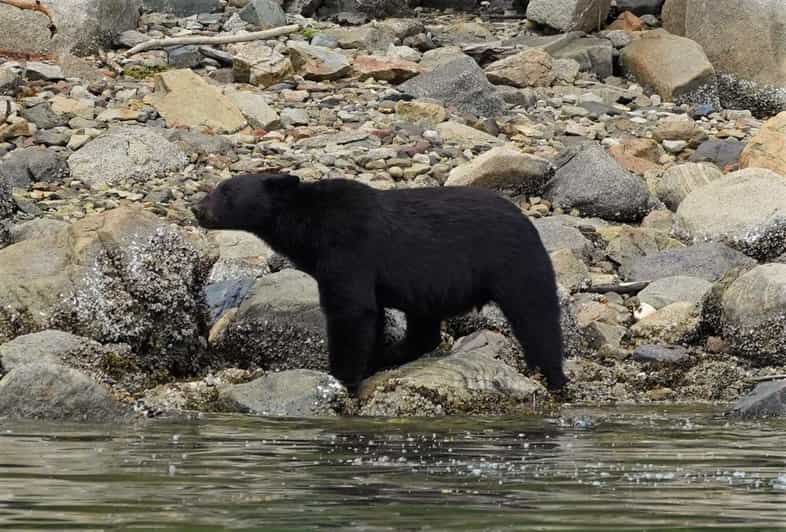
191,172,300,232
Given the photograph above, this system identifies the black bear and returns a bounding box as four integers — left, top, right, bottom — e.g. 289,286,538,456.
192,173,567,393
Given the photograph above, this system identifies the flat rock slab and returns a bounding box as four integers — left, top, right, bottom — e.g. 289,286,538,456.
145,69,247,133
729,380,786,419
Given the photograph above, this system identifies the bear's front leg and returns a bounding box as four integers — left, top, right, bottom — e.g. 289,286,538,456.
319,280,378,393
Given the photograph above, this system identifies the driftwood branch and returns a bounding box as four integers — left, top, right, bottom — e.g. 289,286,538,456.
0,0,56,36
581,280,651,295
748,375,786,384
122,24,302,57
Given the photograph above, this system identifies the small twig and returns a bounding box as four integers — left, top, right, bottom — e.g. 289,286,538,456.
0,0,56,36
581,280,651,295
122,24,302,57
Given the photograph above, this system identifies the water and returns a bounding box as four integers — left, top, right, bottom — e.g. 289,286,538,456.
1,406,785,531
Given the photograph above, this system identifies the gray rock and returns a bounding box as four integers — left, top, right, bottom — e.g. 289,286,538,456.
675,168,786,260
25,62,65,81
283,0,322,16
218,369,347,416
526,0,611,33
116,30,148,48
239,0,287,28
0,146,69,187
142,0,222,16
68,126,188,187
8,217,68,245
0,206,216,376
360,330,545,417
0,0,141,55
0,66,20,95
544,143,651,222
398,55,506,118
0,363,128,422
0,175,14,229
20,102,69,129
656,162,723,211
164,128,234,156
627,242,756,282
215,269,328,371
721,264,786,366
205,279,256,322
638,275,713,309
168,46,202,69
0,329,87,371
287,41,352,81
533,217,594,259
551,36,614,80
688,138,745,170
206,229,275,284
318,0,413,18
729,380,786,418
632,344,689,364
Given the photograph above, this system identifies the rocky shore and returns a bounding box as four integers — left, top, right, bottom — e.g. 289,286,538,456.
1,0,785,422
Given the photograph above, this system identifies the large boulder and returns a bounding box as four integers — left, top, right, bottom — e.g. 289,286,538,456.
620,30,718,105
626,242,755,282
729,380,786,419
526,0,611,33
398,55,507,118
239,0,287,28
287,42,352,81
145,69,247,133
68,126,188,188
359,330,545,417
675,168,786,260
544,143,652,222
0,206,215,376
0,146,69,188
739,112,786,176
0,329,88,371
663,0,786,116
656,162,723,211
217,369,348,417
445,146,551,195
721,264,786,366
0,362,129,422
0,0,141,55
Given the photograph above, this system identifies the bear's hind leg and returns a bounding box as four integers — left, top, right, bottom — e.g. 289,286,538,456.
493,281,567,391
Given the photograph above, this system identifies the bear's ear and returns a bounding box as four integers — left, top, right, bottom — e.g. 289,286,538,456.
265,174,300,193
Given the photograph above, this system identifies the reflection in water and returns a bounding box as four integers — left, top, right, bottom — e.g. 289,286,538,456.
1,406,785,530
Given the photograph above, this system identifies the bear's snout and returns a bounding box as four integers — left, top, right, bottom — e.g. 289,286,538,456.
191,199,217,228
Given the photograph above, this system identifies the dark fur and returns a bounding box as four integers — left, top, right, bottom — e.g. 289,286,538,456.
192,173,567,392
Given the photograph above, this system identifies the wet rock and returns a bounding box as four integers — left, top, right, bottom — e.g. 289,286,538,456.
359,330,545,417
620,30,717,105
688,138,744,171
656,162,723,211
729,380,786,419
739,111,786,176
484,49,555,88
545,143,651,222
675,168,786,260
142,0,222,16
627,242,755,283
352,55,421,83
526,0,611,33
0,329,86,371
223,87,280,130
205,279,255,323
663,0,786,116
0,146,69,188
0,206,215,376
0,0,141,55
287,41,352,81
145,69,247,133
632,344,689,363
214,269,328,371
68,126,187,187
0,362,129,422
721,264,786,366
398,55,506,118
239,0,287,28
638,275,713,310
218,369,347,416
231,41,294,87
445,146,551,194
